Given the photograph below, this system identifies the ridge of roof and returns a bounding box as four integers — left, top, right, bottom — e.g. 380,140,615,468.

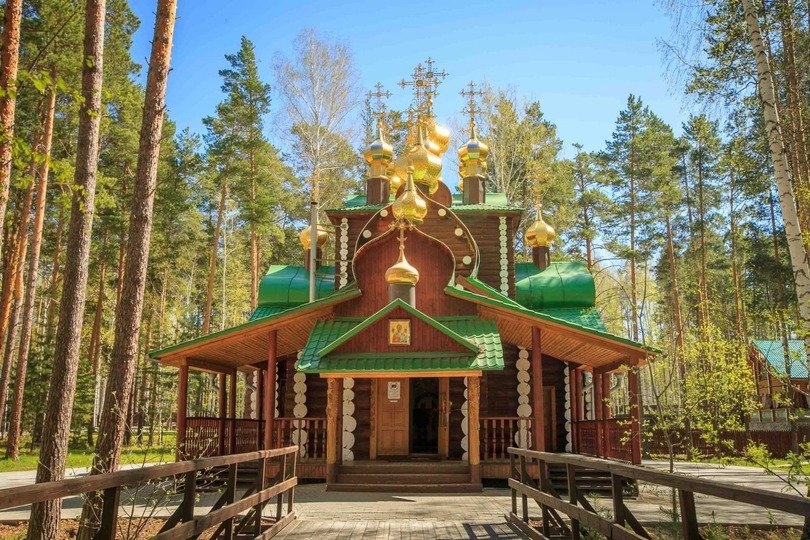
317,298,480,357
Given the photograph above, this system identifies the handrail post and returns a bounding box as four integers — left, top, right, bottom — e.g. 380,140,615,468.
679,489,699,539
94,486,120,540
611,473,625,527
182,470,195,523
539,456,550,538
288,446,297,515
223,463,237,539
566,463,580,539
519,453,528,523
254,456,267,535
510,451,517,516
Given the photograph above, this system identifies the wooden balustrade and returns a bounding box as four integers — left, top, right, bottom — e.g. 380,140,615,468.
274,417,327,461
481,417,532,460
0,446,300,539
574,418,634,462
185,417,263,458
507,446,810,539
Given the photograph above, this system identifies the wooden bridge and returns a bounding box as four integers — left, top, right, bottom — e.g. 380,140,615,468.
2,446,810,538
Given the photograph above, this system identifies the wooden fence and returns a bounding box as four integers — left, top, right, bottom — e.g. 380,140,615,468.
0,446,299,539
481,417,532,460
645,425,810,458
507,447,810,539
185,417,264,458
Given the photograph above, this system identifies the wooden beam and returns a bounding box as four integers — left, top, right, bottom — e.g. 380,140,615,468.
176,363,189,460
439,377,450,458
228,372,237,453
531,327,545,452
326,377,340,483
369,379,378,460
218,373,226,456
628,367,642,465
318,370,482,379
264,330,277,450
187,357,236,376
468,376,481,484
593,371,604,459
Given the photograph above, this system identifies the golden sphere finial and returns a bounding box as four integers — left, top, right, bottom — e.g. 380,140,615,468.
299,224,329,250
391,167,428,224
385,231,420,286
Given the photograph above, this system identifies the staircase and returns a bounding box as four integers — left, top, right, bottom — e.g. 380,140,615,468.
547,463,635,497
328,461,482,493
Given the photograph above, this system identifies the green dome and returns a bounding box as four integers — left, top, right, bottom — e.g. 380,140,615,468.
515,261,595,310
257,265,336,307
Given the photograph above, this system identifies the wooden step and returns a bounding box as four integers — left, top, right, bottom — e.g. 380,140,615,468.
327,482,483,493
336,472,471,484
338,462,469,475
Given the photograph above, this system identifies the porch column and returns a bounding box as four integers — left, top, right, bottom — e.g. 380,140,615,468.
217,373,226,456
531,327,545,452
176,363,188,460
468,376,481,484
257,367,264,450
593,370,604,458
264,330,277,450
570,367,579,454
601,371,611,458
628,365,642,464
229,372,237,453
326,377,341,483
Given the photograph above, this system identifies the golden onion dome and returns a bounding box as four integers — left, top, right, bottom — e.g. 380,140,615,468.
392,152,410,187
363,125,394,178
524,204,556,248
391,167,428,224
408,128,442,194
457,124,490,173
428,120,451,155
386,164,403,192
385,243,420,286
299,224,329,250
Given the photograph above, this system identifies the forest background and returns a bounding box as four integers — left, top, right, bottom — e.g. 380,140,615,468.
0,0,805,483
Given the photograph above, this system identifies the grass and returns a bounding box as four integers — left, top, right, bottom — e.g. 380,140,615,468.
0,435,177,473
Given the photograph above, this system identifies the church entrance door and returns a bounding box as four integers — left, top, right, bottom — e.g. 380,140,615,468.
376,378,410,456
410,378,439,454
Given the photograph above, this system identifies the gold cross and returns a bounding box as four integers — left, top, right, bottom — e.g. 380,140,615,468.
398,63,429,106
460,80,484,131
367,82,392,132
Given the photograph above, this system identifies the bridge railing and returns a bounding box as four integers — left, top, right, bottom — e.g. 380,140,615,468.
0,446,299,539
507,446,810,539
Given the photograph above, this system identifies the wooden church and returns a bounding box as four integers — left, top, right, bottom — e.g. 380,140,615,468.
150,62,653,492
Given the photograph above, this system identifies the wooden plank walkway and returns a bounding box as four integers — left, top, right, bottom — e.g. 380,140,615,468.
275,518,522,539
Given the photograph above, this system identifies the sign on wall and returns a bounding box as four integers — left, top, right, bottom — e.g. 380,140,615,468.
387,381,401,401
388,319,411,346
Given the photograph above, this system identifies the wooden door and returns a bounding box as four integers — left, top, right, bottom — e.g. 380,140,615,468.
543,386,556,452
377,378,410,456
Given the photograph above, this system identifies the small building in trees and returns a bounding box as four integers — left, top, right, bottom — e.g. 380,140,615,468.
750,339,809,410
150,63,653,491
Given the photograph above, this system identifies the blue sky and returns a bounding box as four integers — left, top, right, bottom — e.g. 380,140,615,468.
128,0,688,156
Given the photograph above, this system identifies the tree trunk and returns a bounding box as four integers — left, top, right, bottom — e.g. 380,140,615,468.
202,180,227,335
0,0,23,259
665,214,685,362
0,152,37,429
696,152,709,333
76,2,176,536
88,237,107,431
742,0,810,400
44,204,65,345
6,78,57,459
729,173,747,342
27,0,106,536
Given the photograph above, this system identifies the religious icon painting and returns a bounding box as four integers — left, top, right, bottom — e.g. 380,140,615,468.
388,319,411,346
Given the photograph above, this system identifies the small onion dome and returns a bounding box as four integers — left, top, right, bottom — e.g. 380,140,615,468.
392,167,428,224
524,204,556,248
385,243,420,286
392,152,410,189
457,124,489,178
363,126,394,178
408,128,442,194
299,224,329,250
386,164,403,192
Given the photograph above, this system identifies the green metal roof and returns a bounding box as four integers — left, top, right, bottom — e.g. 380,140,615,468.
752,340,808,378
248,305,293,321
445,285,659,354
334,191,521,214
538,307,606,333
149,284,361,360
515,261,596,309
256,265,335,308
296,300,503,373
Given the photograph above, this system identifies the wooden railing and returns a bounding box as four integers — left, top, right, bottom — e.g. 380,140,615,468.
575,418,634,462
507,447,810,539
481,417,531,460
0,446,299,539
274,417,327,461
185,417,264,458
